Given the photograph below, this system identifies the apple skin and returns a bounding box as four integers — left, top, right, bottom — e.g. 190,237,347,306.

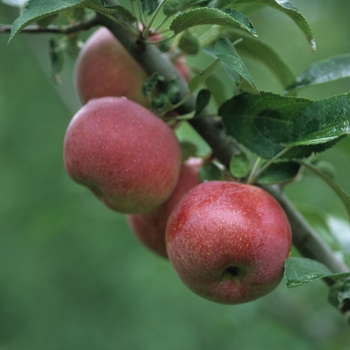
166,181,292,304
127,157,202,258
74,27,149,106
174,55,191,82
63,96,182,214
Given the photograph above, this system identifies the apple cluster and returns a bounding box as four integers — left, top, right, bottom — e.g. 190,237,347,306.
63,27,292,305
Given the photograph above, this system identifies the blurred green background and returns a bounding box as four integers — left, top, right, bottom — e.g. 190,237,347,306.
1,1,350,349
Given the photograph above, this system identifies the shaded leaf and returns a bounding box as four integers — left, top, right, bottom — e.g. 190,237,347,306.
140,0,160,15
286,54,350,92
284,257,350,288
178,30,200,55
163,0,211,16
257,161,300,185
214,37,258,93
195,89,211,115
180,140,198,161
199,161,223,181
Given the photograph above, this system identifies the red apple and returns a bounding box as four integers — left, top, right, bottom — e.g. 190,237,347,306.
127,157,202,258
74,27,149,106
74,27,191,108
166,181,292,304
63,97,182,214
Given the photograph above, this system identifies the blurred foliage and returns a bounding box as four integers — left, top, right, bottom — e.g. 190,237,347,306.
0,1,350,349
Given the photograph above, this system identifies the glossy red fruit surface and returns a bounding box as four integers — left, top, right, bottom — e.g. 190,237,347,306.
64,97,181,214
166,181,292,304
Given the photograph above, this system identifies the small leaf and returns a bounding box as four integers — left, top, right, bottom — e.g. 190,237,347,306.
170,7,257,37
163,0,211,16
286,54,350,92
214,37,258,94
216,0,315,49
195,89,211,116
295,159,350,221
224,29,295,89
257,161,300,185
199,161,223,181
188,59,221,93
229,152,250,178
180,140,198,161
284,257,350,288
178,30,200,55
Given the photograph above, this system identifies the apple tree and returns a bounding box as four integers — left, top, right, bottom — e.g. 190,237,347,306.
1,0,350,331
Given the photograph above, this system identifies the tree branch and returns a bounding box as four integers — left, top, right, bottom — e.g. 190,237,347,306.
0,16,99,35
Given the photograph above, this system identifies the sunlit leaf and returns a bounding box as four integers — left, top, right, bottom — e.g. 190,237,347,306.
170,7,257,36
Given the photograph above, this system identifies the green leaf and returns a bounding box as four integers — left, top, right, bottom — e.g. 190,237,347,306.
286,54,350,92
163,0,211,16
140,0,160,15
9,0,86,41
188,59,221,93
180,140,198,161
219,92,312,159
295,159,350,221
214,37,258,94
216,0,315,49
49,38,64,84
229,152,250,178
204,73,229,106
199,161,223,182
224,29,295,89
178,30,200,55
328,280,350,312
284,257,350,288
195,89,211,116
286,93,350,146
170,7,257,37
257,161,300,185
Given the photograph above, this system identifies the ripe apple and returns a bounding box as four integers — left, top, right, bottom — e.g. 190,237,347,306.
127,157,202,258
74,27,149,106
166,181,292,304
74,27,191,107
63,96,182,214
